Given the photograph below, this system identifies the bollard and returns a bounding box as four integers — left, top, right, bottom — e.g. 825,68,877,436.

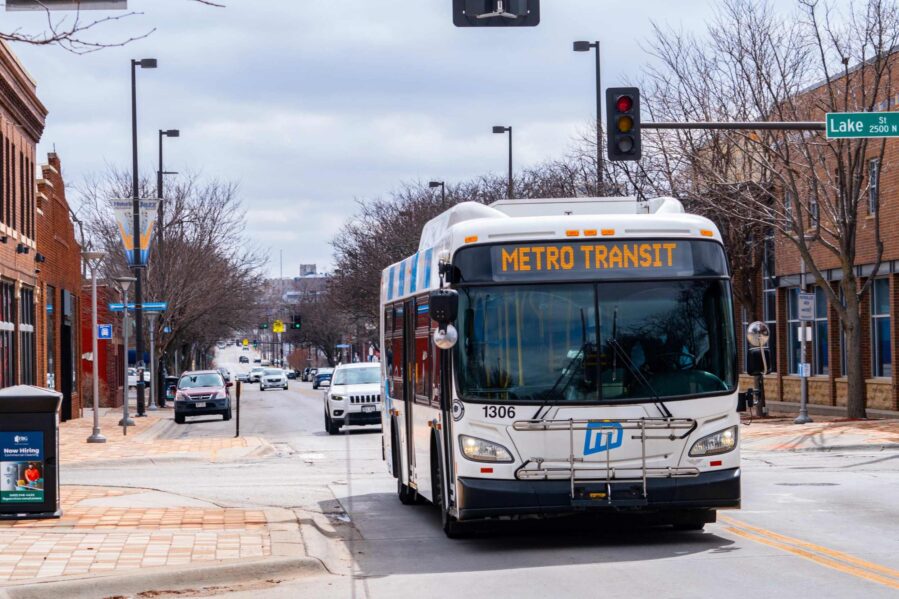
235,380,241,438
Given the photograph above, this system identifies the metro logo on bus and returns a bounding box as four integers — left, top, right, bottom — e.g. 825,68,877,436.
583,421,624,455
499,241,681,274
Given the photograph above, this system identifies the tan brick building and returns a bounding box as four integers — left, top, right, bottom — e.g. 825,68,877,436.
737,67,899,413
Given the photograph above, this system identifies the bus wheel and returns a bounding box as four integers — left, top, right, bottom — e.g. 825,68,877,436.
433,442,469,539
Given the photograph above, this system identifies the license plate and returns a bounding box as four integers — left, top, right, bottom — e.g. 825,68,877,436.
362,405,377,413
195,402,206,408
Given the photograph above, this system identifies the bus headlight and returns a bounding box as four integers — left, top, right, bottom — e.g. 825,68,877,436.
689,426,738,457
459,435,513,463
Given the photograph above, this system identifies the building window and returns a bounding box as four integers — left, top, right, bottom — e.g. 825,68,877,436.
871,278,891,377
46,285,55,390
784,191,794,226
814,286,829,376
787,288,801,374
809,197,819,226
20,287,34,385
869,158,880,215
762,233,777,371
0,280,15,387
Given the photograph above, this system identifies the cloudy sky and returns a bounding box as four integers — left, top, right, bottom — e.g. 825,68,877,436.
8,0,729,277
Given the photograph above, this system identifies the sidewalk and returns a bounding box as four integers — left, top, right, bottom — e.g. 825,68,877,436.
0,409,313,595
741,416,899,452
60,410,271,465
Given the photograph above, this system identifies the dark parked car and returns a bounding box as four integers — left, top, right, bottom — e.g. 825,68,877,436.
286,370,298,380
312,368,334,389
174,370,233,424
239,355,249,364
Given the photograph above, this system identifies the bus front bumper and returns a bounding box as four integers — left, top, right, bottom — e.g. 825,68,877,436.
456,467,740,520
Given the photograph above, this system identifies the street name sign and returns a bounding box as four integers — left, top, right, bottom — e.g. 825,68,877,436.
797,292,816,321
97,324,113,340
826,112,899,139
109,302,167,312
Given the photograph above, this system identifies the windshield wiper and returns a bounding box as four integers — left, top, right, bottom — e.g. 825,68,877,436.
606,336,673,419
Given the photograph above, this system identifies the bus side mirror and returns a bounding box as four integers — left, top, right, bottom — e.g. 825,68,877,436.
747,347,772,376
430,289,458,327
430,289,459,350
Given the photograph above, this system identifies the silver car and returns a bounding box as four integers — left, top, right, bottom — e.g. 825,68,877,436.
260,368,288,391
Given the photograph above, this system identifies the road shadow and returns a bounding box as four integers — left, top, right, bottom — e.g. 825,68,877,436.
320,492,737,578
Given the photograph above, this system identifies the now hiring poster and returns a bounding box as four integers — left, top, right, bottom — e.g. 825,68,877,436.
0,432,44,504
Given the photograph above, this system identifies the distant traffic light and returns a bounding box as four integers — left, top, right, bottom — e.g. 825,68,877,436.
606,87,641,161
259,323,269,330
453,0,540,27
291,315,302,330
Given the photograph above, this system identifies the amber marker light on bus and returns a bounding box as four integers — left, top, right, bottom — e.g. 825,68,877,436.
565,230,580,237
700,229,714,237
464,235,478,243
584,229,598,236
601,228,615,236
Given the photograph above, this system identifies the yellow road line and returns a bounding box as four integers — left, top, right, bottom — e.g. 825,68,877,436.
720,515,899,589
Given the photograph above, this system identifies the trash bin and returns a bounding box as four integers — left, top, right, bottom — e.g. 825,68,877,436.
0,385,62,520
164,377,179,407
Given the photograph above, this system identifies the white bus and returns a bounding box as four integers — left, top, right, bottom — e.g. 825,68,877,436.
380,197,744,537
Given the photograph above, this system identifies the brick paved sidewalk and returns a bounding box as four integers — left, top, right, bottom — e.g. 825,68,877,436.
59,412,270,464
0,486,277,583
741,417,899,451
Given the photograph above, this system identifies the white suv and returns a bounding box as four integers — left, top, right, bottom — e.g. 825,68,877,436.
324,363,381,435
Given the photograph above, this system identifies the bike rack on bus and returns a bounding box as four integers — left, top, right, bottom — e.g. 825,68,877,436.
512,418,700,508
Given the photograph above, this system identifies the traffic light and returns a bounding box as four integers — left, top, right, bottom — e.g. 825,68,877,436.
453,0,540,27
259,323,269,330
606,87,641,161
252,340,258,348
291,315,302,330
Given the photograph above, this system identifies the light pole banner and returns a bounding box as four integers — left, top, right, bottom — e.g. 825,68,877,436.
112,199,159,268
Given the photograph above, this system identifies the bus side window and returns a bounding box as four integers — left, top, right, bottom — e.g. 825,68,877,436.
391,304,404,399
415,298,431,404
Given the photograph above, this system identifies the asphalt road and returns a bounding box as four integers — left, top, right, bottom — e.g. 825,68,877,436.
63,347,899,598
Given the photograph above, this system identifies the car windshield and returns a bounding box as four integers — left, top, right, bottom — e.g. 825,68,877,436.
317,369,333,375
332,367,379,385
456,280,736,402
264,369,282,376
178,373,224,389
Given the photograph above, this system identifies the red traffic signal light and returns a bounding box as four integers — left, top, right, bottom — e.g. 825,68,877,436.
606,87,641,161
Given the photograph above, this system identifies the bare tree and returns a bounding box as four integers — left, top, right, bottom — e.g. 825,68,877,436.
1,0,223,53
642,0,899,417
76,168,266,371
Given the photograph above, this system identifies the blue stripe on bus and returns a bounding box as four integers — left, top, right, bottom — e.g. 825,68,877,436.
387,267,395,301
410,252,419,293
423,248,433,289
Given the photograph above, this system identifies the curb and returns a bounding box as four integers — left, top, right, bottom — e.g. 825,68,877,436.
0,556,325,599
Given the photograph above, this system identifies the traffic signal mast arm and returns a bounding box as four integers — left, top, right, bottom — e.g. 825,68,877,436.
642,121,825,131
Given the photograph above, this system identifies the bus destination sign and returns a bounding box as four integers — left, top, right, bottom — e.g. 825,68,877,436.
453,239,728,283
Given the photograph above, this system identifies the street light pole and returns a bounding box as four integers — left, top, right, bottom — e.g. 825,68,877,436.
115,276,136,432
492,126,513,199
131,58,157,418
156,129,179,263
573,40,602,193
429,181,446,204
84,251,107,444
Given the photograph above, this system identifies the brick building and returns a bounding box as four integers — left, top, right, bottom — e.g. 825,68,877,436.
0,42,50,397
736,63,899,413
34,153,85,420
80,282,125,409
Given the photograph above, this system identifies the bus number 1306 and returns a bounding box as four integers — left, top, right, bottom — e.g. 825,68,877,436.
482,405,516,418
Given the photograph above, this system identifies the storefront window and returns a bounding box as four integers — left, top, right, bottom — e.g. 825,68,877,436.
871,278,891,378
814,286,829,375
0,280,15,388
20,287,35,385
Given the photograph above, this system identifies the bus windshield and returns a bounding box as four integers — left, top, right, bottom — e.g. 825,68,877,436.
456,280,736,402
